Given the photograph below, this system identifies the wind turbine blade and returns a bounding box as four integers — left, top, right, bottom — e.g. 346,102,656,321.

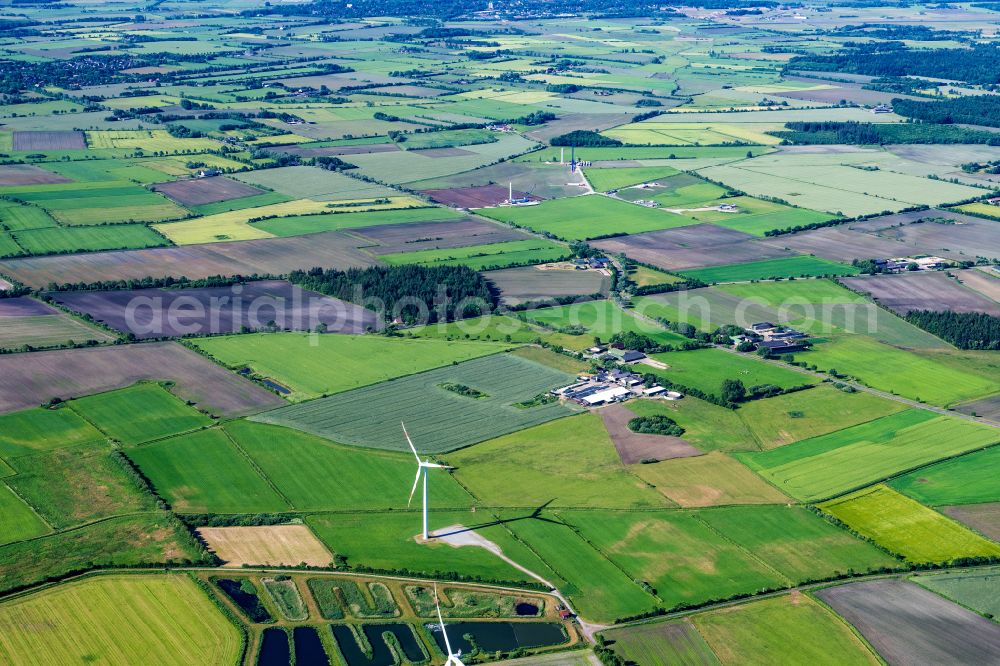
422,463,452,469
436,584,455,658
408,467,421,507
401,422,420,462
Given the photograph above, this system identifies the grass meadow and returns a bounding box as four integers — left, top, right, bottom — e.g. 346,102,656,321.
914,570,1000,619
890,445,1000,507
740,410,1000,502
803,336,1000,406
819,485,1000,563
192,333,508,400
648,348,814,399
679,256,857,283
477,195,696,240
226,420,474,511
565,509,785,611
0,483,49,546
0,406,104,458
690,594,879,666
128,429,289,513
630,452,789,507
452,413,669,509
584,165,680,192
380,238,569,270
524,300,689,347
69,383,211,445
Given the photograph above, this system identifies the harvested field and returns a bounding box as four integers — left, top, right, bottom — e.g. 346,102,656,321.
602,620,719,666
959,267,1000,302
956,394,1000,421
0,342,283,417
198,525,333,567
816,580,1000,665
51,280,379,338
599,403,701,464
0,165,71,186
0,230,378,288
0,296,55,317
594,224,792,271
940,503,1000,541
11,131,85,151
152,176,264,207
757,226,908,263
486,265,610,306
841,272,1000,317
423,185,540,208
870,213,1000,261
353,218,531,255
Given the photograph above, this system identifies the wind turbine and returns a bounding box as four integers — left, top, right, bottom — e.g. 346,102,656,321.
403,423,452,541
435,584,465,666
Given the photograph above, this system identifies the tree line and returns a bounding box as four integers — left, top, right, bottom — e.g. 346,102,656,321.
772,121,1000,145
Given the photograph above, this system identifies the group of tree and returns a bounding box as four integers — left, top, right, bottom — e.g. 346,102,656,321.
772,121,1000,146
627,415,685,437
287,265,497,325
904,310,1000,350
786,42,1000,86
550,130,622,147
893,95,1000,129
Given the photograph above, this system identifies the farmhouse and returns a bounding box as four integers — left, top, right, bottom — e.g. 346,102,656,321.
604,348,646,363
760,339,808,353
581,386,632,405
870,104,893,114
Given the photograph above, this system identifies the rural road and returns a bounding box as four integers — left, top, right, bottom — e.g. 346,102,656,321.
435,524,608,641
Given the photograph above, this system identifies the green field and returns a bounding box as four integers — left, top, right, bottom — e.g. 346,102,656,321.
0,512,203,595
13,224,170,255
226,420,473,510
524,300,689,347
584,166,680,192
914,569,1000,618
477,195,696,241
128,429,289,513
696,505,896,583
679,256,858,283
566,509,784,611
6,440,155,529
736,385,906,450
68,383,211,446
0,574,241,665
648,348,814,400
0,406,104,458
679,196,836,237
252,353,581,453
380,238,569,270
890,445,1000,507
504,514,658,623
741,410,1000,502
405,314,585,349
608,590,879,665
819,485,1000,563
252,206,462,237
690,594,879,665
626,397,759,453
631,452,789,507
0,483,49,546
191,333,509,400
452,413,667,509
306,511,552,586
803,336,1000,406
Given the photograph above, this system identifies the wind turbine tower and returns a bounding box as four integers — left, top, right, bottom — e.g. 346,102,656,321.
403,423,452,541
436,584,465,666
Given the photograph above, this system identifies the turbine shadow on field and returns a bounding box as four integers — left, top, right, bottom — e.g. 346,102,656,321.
433,500,561,538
